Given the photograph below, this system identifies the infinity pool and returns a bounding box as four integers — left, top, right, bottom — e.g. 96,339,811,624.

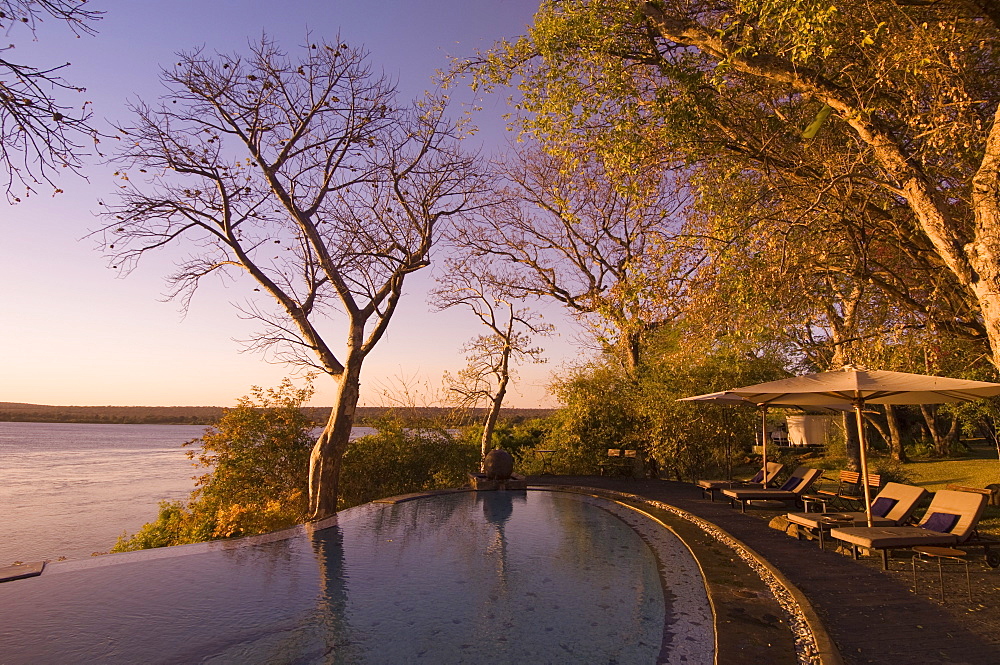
0,490,713,664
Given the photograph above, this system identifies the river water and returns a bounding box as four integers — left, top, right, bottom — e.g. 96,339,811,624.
0,422,374,565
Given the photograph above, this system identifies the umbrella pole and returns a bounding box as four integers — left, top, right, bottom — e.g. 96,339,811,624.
760,406,769,482
854,400,874,527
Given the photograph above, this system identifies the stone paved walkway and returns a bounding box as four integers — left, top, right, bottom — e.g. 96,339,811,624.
531,476,1000,665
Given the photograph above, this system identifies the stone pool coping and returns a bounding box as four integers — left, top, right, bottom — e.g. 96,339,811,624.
528,485,840,665
535,476,1000,664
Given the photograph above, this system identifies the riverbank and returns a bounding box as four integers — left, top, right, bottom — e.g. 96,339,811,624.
0,402,554,426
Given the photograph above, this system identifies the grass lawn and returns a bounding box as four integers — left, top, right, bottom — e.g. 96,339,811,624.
898,442,1000,535
903,447,999,489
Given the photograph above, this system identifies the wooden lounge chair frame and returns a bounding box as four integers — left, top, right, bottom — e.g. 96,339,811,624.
696,462,784,501
942,485,1000,568
804,471,882,512
786,482,928,545
721,466,823,513
836,473,882,510
830,489,988,569
598,448,638,477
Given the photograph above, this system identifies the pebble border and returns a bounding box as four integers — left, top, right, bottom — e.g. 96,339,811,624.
629,494,823,664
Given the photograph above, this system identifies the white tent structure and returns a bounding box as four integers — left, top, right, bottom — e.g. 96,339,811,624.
786,414,830,447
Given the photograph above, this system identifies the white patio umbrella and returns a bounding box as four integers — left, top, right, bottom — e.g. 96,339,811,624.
677,391,776,480
727,369,1000,526
678,391,848,482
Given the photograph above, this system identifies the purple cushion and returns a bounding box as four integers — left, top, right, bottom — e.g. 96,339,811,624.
921,512,959,533
778,475,801,491
749,469,765,484
870,497,899,518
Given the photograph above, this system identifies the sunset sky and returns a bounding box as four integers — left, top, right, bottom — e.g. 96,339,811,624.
0,0,584,408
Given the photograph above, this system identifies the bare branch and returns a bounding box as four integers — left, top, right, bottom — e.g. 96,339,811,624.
0,0,102,200
92,35,486,518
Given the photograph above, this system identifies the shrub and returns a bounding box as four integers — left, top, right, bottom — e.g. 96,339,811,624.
110,501,209,552
337,414,480,510
533,335,788,481
867,456,913,485
112,379,316,552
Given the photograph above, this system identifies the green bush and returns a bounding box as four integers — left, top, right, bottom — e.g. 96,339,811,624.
867,456,913,484
110,501,211,552
112,379,315,552
337,414,481,510
531,332,788,481
470,418,549,459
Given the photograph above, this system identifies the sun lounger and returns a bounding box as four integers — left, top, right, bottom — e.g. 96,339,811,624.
829,489,988,569
696,462,784,501
721,466,822,513
786,482,928,546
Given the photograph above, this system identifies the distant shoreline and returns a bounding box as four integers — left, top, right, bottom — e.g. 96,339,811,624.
0,402,555,426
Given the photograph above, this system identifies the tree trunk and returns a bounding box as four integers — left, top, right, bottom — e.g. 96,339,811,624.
867,412,891,452
919,404,960,457
885,405,908,463
615,328,642,376
480,373,509,466
308,351,364,520
842,411,861,471
970,104,1000,371
943,415,961,456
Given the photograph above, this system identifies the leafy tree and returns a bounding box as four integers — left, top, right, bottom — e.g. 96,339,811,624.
543,325,788,479
852,327,1000,458
185,378,315,535
455,142,698,372
96,36,483,519
0,0,100,200
112,378,316,551
474,0,1000,372
684,159,958,372
484,417,550,460
544,360,652,473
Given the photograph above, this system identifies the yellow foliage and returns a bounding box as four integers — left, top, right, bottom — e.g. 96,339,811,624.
211,491,305,539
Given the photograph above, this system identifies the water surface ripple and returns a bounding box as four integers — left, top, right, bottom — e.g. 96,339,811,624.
0,491,714,664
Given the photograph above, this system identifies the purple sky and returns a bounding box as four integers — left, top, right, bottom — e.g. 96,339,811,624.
0,0,584,408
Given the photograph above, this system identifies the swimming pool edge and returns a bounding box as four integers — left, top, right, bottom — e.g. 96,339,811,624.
528,484,843,665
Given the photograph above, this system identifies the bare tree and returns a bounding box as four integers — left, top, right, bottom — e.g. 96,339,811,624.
96,37,483,519
0,0,100,200
432,258,552,462
454,144,698,373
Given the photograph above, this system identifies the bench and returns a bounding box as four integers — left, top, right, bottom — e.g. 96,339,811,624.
598,449,637,477
803,470,881,511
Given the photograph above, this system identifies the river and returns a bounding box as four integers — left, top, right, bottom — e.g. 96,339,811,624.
0,421,374,565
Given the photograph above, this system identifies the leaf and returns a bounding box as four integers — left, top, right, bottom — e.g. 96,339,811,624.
801,103,833,139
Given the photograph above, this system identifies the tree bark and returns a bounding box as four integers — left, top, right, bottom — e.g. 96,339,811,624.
968,104,1000,369
842,411,861,471
885,405,908,463
919,404,960,457
480,372,509,465
308,348,364,520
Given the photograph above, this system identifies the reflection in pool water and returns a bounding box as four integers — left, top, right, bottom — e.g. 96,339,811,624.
0,490,713,664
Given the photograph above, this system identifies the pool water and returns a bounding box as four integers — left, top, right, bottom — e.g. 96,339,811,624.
0,490,713,664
